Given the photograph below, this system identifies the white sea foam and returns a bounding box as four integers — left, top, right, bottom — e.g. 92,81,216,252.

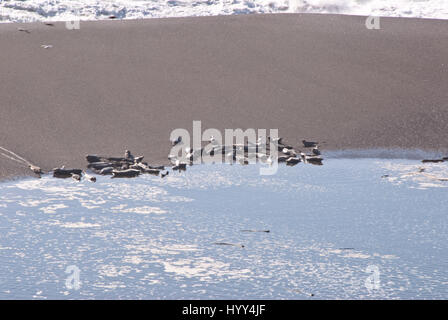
0,0,447,23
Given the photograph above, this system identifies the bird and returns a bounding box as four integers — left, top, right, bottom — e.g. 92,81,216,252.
17,27,31,33
171,136,182,146
83,171,96,182
185,149,194,162
209,135,219,145
161,171,169,178
266,156,275,165
71,173,81,181
40,44,53,49
124,150,134,160
302,140,318,148
133,156,144,163
282,148,296,157
173,160,187,171
312,146,321,156
29,165,43,175
269,137,283,145
256,137,267,146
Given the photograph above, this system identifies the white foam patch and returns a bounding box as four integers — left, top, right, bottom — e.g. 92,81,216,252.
326,148,445,160
99,265,132,277
0,0,447,23
58,222,101,228
161,257,252,279
39,203,68,214
381,161,448,189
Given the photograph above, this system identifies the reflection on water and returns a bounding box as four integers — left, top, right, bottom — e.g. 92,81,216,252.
0,159,447,299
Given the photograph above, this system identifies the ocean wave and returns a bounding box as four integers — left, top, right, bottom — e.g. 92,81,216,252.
0,0,447,23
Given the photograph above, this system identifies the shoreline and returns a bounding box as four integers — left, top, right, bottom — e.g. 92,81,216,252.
2,12,448,24
0,14,447,181
1,147,446,183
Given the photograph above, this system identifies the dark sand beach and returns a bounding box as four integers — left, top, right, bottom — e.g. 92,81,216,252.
0,14,447,180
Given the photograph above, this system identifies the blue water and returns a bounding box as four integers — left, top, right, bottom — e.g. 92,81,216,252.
0,159,447,299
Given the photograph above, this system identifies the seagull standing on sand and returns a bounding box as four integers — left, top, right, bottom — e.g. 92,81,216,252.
125,150,134,160
17,27,31,33
209,135,219,146
269,137,283,145
171,136,182,146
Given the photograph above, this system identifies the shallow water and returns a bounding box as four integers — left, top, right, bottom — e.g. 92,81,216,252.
0,159,447,299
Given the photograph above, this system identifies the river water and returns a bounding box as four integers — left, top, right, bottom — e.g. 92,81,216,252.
0,158,447,299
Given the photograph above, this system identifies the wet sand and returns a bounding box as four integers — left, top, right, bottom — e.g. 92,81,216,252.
0,14,447,180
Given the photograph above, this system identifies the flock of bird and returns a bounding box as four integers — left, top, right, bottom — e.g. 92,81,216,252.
2,136,325,182
47,137,325,181
168,136,325,167
4,136,448,182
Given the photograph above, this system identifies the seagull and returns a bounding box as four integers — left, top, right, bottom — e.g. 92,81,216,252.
83,171,96,182
312,146,321,156
256,137,267,146
171,136,182,146
226,151,236,163
172,159,187,170
29,165,43,175
269,137,283,145
133,156,144,163
71,173,81,181
160,171,169,178
282,148,296,156
124,150,134,160
209,135,219,145
40,44,53,49
266,156,274,165
18,27,31,33
185,148,194,162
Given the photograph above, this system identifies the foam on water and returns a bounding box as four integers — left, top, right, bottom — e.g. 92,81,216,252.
0,158,447,299
0,0,447,23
